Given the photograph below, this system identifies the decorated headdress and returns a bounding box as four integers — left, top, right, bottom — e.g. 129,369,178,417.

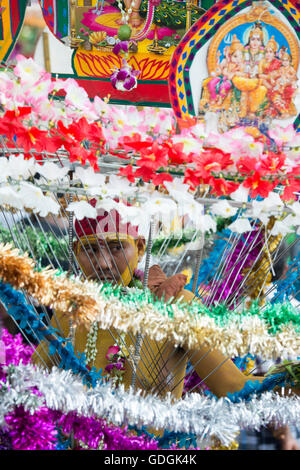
281,51,292,62
266,36,278,53
249,21,264,42
229,35,244,54
74,198,139,242
74,198,143,286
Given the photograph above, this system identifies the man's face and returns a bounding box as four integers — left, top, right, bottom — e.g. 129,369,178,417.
76,237,142,285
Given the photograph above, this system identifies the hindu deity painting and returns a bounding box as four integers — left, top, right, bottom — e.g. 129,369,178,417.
196,1,300,130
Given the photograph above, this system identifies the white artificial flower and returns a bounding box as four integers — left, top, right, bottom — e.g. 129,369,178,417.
28,77,52,100
164,177,191,202
37,195,60,217
290,201,300,218
250,192,284,225
0,185,23,209
65,80,90,110
66,200,97,221
0,158,9,182
270,218,294,236
106,175,136,197
16,182,59,216
177,199,203,220
18,182,44,209
143,196,177,216
37,162,69,182
143,196,178,232
189,123,207,140
7,154,36,180
75,166,106,187
240,140,264,159
211,200,238,218
228,218,253,234
199,214,217,233
269,123,297,147
230,185,249,203
170,135,201,154
119,203,146,227
281,213,300,228
96,197,120,213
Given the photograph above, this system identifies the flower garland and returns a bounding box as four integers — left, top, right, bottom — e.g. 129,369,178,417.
0,244,299,358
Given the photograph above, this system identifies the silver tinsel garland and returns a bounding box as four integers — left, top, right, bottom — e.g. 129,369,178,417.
1,363,300,446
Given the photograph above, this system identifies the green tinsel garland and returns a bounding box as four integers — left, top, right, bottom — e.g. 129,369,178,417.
0,224,68,268
96,281,300,335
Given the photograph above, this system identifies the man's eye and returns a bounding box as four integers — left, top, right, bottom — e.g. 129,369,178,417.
110,245,122,253
86,245,98,253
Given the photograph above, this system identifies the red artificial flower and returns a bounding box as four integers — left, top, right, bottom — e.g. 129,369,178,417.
133,166,155,182
0,108,31,140
165,141,191,165
259,152,286,175
236,157,257,175
243,172,276,198
183,168,201,190
51,120,76,152
120,133,153,151
68,117,105,146
209,177,239,197
151,172,173,187
280,178,300,201
136,141,168,171
192,148,233,182
118,164,136,183
14,125,49,153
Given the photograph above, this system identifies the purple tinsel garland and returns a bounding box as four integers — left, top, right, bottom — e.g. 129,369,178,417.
206,228,264,305
0,328,163,450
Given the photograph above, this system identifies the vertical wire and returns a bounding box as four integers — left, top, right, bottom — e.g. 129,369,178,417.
131,219,153,388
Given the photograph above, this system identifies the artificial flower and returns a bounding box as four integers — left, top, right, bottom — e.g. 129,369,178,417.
105,345,121,361
113,41,129,55
211,200,238,218
228,218,253,234
66,200,97,221
110,60,140,92
0,186,23,209
270,218,295,236
243,173,276,198
268,124,297,148
14,55,47,87
74,166,106,187
35,162,69,182
230,186,249,203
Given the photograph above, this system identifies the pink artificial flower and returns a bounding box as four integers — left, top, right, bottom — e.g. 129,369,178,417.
105,345,120,361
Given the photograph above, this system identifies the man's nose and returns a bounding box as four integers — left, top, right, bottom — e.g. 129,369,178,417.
96,247,114,271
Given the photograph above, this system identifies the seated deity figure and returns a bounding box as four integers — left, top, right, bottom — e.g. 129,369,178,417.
267,51,298,118
206,35,247,106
